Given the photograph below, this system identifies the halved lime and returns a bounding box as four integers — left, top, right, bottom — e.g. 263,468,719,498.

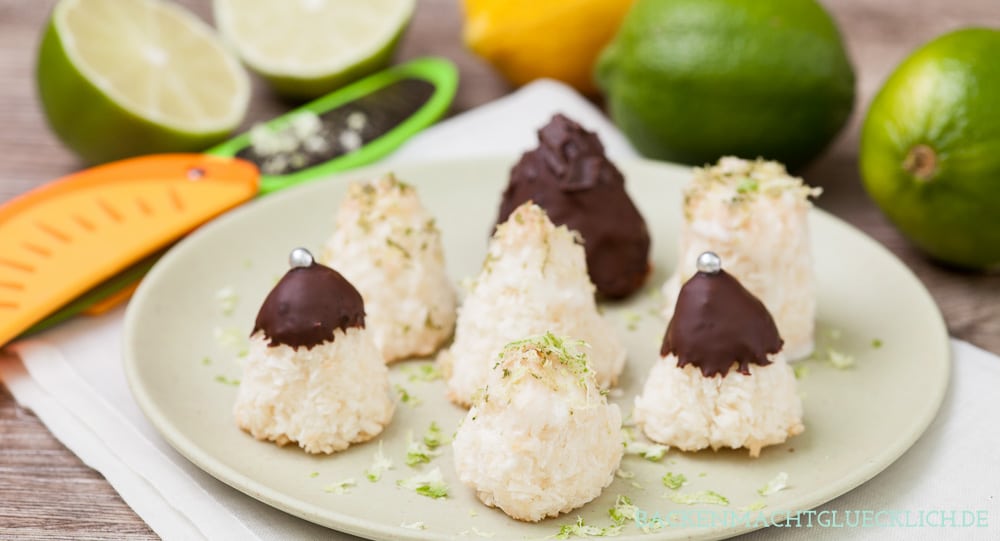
37,0,251,165
213,0,415,100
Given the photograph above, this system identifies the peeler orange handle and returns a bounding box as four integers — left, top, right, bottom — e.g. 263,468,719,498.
0,154,258,346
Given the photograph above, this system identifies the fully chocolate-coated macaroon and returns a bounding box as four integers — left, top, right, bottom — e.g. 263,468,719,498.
497,114,650,298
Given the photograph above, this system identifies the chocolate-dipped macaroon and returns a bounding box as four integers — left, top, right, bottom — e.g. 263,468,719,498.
234,248,394,454
497,114,650,299
252,248,365,349
661,156,820,361
634,252,803,457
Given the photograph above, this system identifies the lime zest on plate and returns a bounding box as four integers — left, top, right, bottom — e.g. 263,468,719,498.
554,515,623,539
395,384,422,407
758,472,789,496
793,364,809,380
323,478,356,494
828,350,856,369
668,490,730,506
213,326,246,350
365,441,393,482
459,527,496,537
397,467,449,499
405,429,442,467
623,311,642,331
615,468,635,479
403,363,443,382
423,421,447,449
662,472,687,490
214,375,240,386
739,500,768,512
608,495,639,524
622,428,668,461
215,286,238,316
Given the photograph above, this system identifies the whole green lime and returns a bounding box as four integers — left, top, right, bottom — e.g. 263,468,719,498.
596,0,855,169
860,28,1000,269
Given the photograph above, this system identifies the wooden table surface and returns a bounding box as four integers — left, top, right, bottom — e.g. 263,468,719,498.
1,0,998,538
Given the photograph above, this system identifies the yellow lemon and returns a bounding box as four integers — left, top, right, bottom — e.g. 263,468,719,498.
463,0,634,95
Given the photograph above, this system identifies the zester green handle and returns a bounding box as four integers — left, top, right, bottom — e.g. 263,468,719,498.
207,57,458,195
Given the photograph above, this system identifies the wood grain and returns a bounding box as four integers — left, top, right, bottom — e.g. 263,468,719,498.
0,0,997,538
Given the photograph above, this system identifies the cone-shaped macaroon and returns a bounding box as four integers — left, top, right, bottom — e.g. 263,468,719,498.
636,252,803,458
661,157,820,360
497,114,650,299
322,174,457,363
452,333,624,522
234,248,394,454
439,202,626,407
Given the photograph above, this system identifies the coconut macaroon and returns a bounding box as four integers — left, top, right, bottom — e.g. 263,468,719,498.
438,202,626,407
637,252,803,458
662,157,821,360
234,248,394,454
322,174,457,363
452,333,624,522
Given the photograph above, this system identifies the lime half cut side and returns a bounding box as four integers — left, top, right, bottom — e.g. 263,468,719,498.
213,0,416,100
37,0,250,164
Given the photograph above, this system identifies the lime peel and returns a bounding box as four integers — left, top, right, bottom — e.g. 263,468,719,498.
39,0,249,163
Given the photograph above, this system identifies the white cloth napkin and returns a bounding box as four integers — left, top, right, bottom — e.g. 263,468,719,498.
1,80,997,541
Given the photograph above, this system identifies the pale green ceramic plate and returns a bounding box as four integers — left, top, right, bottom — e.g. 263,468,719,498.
124,158,949,540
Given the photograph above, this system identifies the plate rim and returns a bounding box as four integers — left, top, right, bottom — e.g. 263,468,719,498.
123,156,951,541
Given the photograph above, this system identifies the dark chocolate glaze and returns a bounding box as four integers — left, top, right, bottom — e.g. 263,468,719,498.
497,114,650,298
252,262,365,349
661,270,783,377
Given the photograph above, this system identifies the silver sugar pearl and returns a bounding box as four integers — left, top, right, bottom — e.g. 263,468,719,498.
696,251,722,274
289,247,314,269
